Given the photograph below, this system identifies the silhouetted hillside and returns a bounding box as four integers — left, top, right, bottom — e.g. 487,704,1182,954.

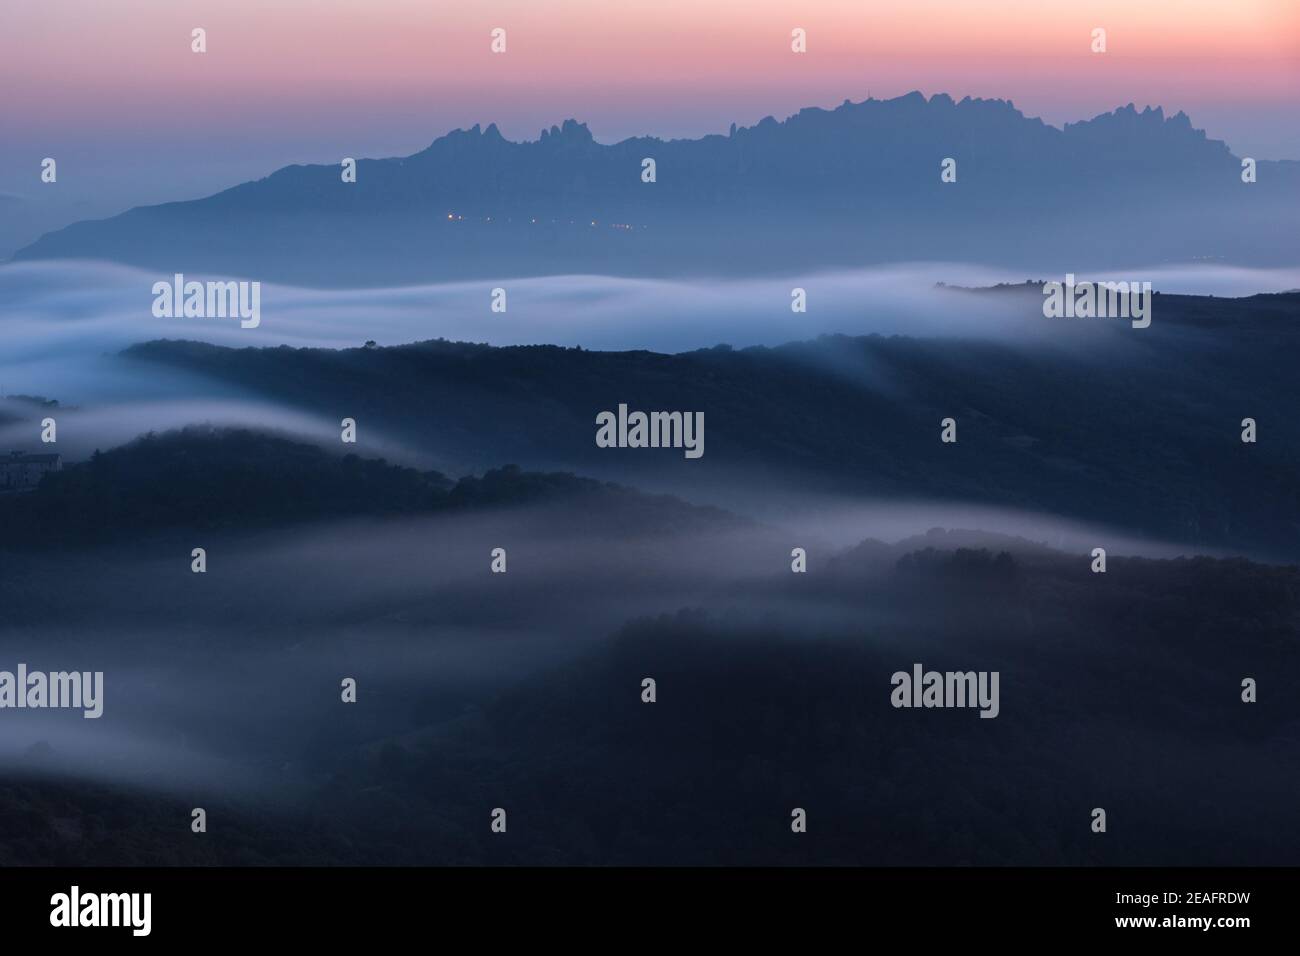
123,290,1300,558
0,426,737,547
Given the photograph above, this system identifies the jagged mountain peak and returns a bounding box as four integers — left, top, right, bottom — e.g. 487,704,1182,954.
12,91,1292,285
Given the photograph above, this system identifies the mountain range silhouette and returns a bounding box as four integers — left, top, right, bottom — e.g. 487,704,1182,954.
13,92,1298,285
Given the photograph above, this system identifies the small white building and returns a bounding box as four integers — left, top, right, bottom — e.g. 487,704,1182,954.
0,450,62,491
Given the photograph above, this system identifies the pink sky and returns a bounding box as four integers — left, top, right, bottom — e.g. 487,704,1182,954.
1,0,1297,215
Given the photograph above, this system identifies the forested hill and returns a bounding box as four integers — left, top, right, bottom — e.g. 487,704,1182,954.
122,291,1300,559
0,427,738,548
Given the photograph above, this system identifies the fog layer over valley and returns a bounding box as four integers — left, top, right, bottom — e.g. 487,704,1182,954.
4,260,1300,384
5,262,1299,558
0,430,1297,865
2,259,1297,864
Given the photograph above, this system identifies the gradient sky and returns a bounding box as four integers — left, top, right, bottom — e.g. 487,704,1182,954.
2,0,1297,234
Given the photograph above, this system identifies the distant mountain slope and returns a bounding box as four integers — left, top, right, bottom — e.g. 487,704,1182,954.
121,291,1300,558
14,94,1298,284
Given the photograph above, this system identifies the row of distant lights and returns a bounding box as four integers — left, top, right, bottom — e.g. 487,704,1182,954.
446,213,637,231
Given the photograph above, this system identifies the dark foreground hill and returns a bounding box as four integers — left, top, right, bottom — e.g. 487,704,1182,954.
2,538,1295,865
